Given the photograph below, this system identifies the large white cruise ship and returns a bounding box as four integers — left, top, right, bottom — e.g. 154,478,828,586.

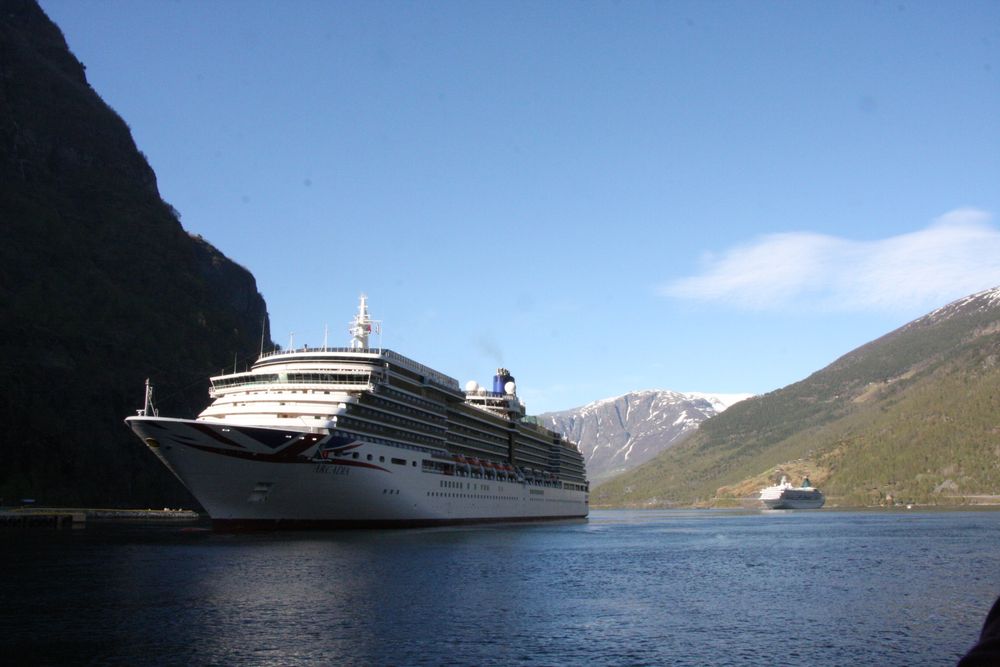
125,296,589,529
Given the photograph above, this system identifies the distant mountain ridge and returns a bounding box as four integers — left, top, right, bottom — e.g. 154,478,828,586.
540,390,750,483
593,286,1000,507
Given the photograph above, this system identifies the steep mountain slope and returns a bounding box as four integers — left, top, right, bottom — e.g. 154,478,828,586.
593,287,1000,507
0,0,271,507
540,390,750,483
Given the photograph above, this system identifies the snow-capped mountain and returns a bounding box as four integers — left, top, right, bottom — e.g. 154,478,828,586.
914,285,1000,326
539,390,751,483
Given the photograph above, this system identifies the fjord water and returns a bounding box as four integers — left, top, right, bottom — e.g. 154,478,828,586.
3,510,999,666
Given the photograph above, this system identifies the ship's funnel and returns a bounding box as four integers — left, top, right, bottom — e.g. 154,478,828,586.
493,368,515,394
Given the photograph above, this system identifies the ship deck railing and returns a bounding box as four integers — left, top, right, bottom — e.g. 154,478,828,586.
210,377,375,393
257,346,459,390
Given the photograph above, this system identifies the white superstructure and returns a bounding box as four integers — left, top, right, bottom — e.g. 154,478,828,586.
759,475,825,510
126,296,589,529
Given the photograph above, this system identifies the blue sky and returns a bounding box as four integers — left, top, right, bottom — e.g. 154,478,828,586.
41,0,1000,413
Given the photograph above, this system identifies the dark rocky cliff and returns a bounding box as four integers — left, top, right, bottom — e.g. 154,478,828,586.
0,0,272,507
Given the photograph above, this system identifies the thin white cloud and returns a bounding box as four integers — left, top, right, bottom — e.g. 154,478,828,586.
660,208,1000,312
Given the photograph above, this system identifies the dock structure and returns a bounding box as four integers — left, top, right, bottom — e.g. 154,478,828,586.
0,507,200,528
0,510,86,528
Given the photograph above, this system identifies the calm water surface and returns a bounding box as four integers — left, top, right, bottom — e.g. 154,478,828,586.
2,509,999,666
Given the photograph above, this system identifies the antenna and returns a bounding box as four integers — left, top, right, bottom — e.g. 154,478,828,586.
289,331,295,351
323,323,329,350
139,378,159,417
259,317,266,357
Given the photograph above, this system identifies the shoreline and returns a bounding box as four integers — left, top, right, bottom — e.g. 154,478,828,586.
0,507,201,527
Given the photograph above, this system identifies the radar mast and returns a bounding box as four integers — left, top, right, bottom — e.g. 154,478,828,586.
348,294,380,349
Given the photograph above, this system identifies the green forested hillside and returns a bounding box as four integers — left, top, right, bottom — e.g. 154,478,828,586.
593,289,1000,507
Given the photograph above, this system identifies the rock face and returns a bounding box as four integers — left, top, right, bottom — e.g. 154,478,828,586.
540,391,746,483
1,0,158,194
0,0,272,508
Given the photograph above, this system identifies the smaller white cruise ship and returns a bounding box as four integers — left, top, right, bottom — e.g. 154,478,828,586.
759,475,825,509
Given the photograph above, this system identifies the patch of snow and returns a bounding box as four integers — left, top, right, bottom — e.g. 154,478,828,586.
682,392,754,411
922,285,1000,324
622,440,636,461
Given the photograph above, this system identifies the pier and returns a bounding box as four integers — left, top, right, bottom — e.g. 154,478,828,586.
0,507,200,528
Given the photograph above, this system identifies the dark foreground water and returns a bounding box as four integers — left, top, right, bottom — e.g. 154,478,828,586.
2,509,999,666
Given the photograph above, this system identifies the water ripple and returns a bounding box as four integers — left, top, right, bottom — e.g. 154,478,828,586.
1,510,998,666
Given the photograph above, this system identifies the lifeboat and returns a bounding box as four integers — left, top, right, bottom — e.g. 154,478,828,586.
451,455,471,475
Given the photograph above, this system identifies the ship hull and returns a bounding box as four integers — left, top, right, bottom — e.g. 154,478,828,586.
761,494,825,510
128,416,589,528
